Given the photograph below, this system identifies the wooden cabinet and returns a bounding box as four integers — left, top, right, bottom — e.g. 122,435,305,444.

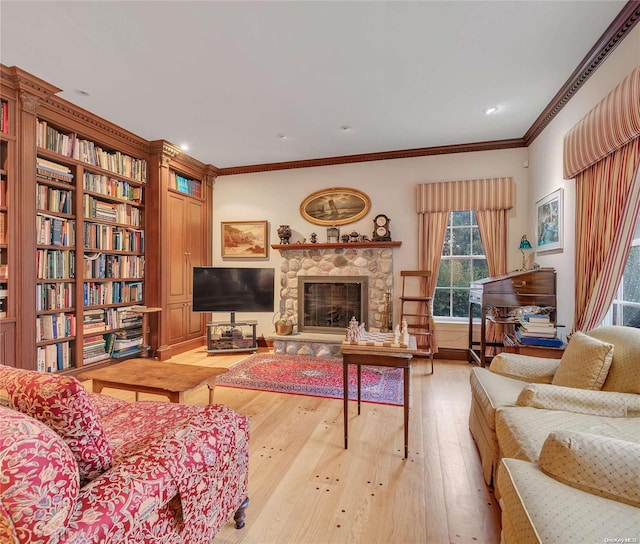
468,268,557,367
147,141,214,360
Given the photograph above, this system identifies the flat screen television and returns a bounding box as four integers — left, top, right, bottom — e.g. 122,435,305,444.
192,267,275,314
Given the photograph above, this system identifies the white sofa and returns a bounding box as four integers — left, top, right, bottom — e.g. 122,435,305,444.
468,325,640,543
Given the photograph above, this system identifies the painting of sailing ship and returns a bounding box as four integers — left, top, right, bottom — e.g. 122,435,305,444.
300,187,371,226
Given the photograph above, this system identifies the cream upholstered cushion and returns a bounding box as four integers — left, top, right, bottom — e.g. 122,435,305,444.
499,457,640,544
552,331,613,390
489,353,559,384
539,431,640,508
589,326,640,394
516,383,628,417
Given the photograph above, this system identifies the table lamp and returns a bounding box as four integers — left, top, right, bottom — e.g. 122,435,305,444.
519,235,533,269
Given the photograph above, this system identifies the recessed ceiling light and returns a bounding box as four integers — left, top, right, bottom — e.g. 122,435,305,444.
180,143,189,151
483,106,499,115
340,125,352,132
74,89,90,97
277,133,289,140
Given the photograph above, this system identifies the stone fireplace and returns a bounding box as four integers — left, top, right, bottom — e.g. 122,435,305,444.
271,244,397,356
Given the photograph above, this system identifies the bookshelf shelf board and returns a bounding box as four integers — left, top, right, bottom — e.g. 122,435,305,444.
83,277,144,282
84,249,144,256
37,336,77,347
37,177,76,190
36,307,76,315
84,190,143,206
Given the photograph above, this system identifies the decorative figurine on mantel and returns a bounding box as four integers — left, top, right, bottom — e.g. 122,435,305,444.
310,232,318,243
277,224,292,244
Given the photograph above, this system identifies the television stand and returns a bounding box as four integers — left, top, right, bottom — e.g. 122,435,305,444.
206,320,257,354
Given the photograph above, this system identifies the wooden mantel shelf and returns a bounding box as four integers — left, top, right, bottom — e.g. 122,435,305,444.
272,241,402,251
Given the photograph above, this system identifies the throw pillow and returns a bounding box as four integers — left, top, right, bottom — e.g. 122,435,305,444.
540,431,640,508
0,366,113,482
551,331,613,390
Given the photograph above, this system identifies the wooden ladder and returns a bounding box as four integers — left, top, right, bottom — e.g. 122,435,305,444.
399,270,434,373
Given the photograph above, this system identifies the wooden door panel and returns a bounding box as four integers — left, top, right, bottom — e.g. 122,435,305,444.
168,194,186,302
185,199,204,299
167,302,186,344
185,302,204,338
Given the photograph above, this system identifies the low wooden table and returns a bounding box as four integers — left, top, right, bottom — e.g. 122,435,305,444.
341,336,416,459
79,358,228,404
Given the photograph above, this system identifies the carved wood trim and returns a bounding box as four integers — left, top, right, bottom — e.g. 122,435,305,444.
524,1,640,145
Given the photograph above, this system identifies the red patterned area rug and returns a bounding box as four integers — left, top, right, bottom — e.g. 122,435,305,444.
216,353,403,406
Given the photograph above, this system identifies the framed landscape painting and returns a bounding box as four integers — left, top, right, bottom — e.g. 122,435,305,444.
536,189,563,253
221,220,269,258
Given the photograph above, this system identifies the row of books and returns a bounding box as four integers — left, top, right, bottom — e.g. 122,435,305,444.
37,119,148,182
83,281,143,306
83,194,143,226
170,171,202,197
37,341,72,372
36,312,77,341
36,249,75,279
36,282,74,312
36,184,73,214
0,212,5,244
83,253,145,280
0,100,8,134
0,179,6,207
83,173,143,203
36,214,76,246
83,223,144,252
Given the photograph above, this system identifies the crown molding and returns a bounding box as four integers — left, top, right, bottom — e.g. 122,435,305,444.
524,0,640,145
218,138,526,176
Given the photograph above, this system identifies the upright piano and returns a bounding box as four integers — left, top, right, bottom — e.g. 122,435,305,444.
468,268,557,366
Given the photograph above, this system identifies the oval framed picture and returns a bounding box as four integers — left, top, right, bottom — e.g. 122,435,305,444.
300,187,371,226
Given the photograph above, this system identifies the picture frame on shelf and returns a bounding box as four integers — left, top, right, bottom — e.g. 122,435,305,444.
536,188,563,253
221,220,269,259
300,187,371,226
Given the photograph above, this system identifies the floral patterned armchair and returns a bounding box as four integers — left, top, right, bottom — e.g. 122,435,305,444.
0,366,249,544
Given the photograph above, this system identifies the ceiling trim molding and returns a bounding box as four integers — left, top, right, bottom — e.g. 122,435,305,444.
524,0,640,146
217,138,526,176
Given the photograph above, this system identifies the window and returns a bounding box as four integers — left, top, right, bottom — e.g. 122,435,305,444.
602,215,640,328
434,211,488,319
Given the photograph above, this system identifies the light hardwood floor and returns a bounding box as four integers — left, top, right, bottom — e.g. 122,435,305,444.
81,348,501,544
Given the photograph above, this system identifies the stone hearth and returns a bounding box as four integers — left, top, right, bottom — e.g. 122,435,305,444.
274,244,397,356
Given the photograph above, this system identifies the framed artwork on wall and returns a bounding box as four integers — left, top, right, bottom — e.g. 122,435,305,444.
536,189,563,253
221,220,269,258
300,187,371,226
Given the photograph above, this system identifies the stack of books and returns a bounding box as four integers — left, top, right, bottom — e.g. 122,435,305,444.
515,313,564,347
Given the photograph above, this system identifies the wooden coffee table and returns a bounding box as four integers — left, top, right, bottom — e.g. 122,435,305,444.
79,358,228,404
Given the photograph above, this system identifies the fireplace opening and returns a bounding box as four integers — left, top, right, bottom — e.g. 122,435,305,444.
298,276,368,334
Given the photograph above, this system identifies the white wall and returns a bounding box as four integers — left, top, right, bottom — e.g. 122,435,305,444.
212,147,529,346
527,24,640,332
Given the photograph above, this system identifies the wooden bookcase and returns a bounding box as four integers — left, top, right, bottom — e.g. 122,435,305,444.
147,141,215,360
3,65,151,372
2,65,218,371
0,83,16,366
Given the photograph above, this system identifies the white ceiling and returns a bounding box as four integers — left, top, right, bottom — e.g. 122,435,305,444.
0,1,627,169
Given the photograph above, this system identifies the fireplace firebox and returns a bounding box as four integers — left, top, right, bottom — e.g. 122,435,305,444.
298,276,368,334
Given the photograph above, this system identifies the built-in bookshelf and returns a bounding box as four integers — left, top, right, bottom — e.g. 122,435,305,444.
0,91,16,366
0,100,9,322
34,117,148,370
169,169,202,198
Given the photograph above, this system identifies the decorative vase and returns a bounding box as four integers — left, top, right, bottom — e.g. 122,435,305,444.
278,224,292,244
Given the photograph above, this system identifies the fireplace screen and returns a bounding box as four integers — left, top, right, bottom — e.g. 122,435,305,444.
298,276,368,334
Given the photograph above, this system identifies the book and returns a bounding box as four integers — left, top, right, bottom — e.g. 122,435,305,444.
523,313,550,323
515,331,564,347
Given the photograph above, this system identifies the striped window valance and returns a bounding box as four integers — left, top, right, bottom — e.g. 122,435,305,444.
564,65,640,179
416,177,514,213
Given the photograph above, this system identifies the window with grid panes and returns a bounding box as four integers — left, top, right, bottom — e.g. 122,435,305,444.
434,211,489,319
602,215,640,328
